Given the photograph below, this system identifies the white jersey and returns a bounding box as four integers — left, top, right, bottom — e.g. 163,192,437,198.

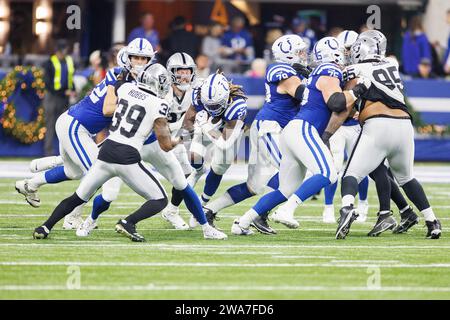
109,82,168,152
344,59,407,112
167,86,192,135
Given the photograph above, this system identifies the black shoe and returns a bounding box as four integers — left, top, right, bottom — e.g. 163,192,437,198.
203,207,222,230
367,212,397,237
250,215,277,235
33,226,49,239
115,219,145,242
336,205,358,240
425,220,442,239
393,206,419,234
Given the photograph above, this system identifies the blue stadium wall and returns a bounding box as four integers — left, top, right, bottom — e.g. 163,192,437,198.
1,73,450,161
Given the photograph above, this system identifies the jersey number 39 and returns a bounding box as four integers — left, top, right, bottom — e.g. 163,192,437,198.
110,99,147,138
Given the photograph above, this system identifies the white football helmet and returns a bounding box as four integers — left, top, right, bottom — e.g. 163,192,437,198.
166,52,197,91
126,38,155,76
350,37,382,64
272,34,308,66
200,73,230,117
337,30,359,65
137,63,172,99
116,46,128,69
358,29,387,56
311,36,344,66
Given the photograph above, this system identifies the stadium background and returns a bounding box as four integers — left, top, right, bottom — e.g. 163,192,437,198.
0,0,449,161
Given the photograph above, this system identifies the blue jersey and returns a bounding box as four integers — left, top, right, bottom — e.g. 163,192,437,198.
294,63,344,135
343,118,359,126
255,63,302,128
192,88,248,123
68,67,122,134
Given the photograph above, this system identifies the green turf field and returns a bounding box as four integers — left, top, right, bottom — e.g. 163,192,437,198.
0,177,449,299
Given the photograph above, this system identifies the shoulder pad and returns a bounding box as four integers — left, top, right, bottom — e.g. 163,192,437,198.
224,97,247,121
266,63,297,83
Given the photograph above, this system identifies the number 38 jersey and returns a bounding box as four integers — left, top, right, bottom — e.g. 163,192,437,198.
108,82,169,152
344,58,408,113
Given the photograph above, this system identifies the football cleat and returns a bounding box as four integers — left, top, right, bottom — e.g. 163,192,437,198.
231,219,254,236
250,215,277,235
115,219,145,242
33,225,50,239
367,212,397,237
203,224,228,240
271,207,299,229
393,206,419,234
204,207,222,230
62,213,84,230
322,205,336,224
76,216,97,237
161,206,189,230
15,180,41,208
425,220,442,239
335,205,359,240
355,200,369,223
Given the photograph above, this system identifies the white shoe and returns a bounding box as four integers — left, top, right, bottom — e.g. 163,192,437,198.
231,219,254,236
322,205,336,224
271,207,299,229
189,215,199,229
161,205,189,230
15,180,41,208
30,156,63,173
187,167,205,187
203,224,228,240
76,216,97,237
63,213,84,230
356,201,369,223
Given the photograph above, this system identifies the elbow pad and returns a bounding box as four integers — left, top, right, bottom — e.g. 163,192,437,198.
326,92,347,113
294,84,306,101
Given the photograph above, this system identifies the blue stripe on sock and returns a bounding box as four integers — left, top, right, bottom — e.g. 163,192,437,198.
182,185,207,225
358,176,369,201
308,123,330,178
301,121,323,175
91,194,111,220
44,166,69,184
74,122,92,168
253,190,287,216
324,181,338,205
68,119,89,171
227,182,253,203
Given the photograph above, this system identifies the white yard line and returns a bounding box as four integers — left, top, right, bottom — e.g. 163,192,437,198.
0,284,449,292
0,261,450,268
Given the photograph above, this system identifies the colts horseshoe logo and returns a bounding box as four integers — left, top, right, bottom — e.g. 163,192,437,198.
325,39,339,50
278,39,292,54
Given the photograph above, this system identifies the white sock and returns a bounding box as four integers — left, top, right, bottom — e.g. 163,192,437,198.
421,207,437,222
27,172,47,190
324,204,334,210
166,202,178,212
207,192,234,213
201,223,210,231
399,205,410,214
342,195,355,208
67,203,85,218
239,209,259,229
280,194,301,215
379,210,391,215
358,199,368,206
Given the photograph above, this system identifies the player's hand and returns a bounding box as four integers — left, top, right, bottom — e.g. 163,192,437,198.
352,76,371,98
321,131,333,150
292,63,312,79
195,110,208,127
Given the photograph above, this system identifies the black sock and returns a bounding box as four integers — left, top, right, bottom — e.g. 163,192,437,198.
402,178,430,211
125,198,168,225
341,176,359,199
388,176,408,211
369,164,391,212
170,174,190,206
43,193,86,230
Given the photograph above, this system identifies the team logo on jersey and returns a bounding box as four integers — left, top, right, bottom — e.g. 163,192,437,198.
278,39,292,53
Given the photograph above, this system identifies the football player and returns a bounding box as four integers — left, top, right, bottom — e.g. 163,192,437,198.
33,64,226,241
15,39,154,229
180,72,248,229
202,34,309,234
232,37,371,235
337,37,441,239
322,30,370,224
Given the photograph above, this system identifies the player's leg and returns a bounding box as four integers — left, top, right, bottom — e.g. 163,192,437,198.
187,128,209,187
29,155,63,173
339,119,389,239
274,120,338,228
323,126,345,223
388,120,441,238
33,160,113,239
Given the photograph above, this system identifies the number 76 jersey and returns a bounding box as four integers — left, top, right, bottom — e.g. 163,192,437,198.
343,58,408,113
108,82,169,152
